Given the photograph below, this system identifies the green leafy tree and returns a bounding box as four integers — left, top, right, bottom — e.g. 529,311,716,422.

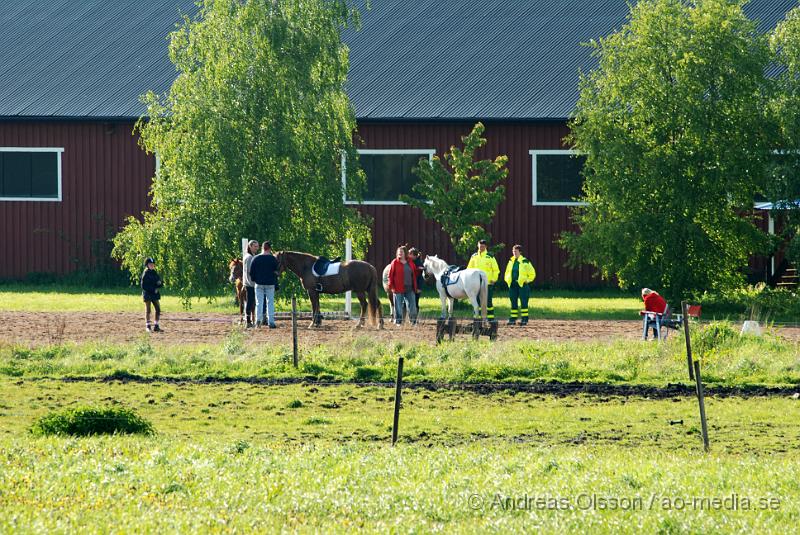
768,6,800,265
112,0,370,303
401,123,508,261
561,0,774,302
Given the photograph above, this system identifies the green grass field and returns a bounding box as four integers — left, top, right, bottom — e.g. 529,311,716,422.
1,379,798,532
2,322,798,387
1,287,797,533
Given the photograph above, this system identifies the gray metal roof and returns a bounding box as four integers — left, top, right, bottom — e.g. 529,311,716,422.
0,0,796,121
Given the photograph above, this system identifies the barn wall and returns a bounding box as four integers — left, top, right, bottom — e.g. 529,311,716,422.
1,119,774,288
354,121,600,286
0,121,153,278
0,119,599,286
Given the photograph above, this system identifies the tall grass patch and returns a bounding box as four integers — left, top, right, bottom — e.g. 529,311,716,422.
31,406,154,436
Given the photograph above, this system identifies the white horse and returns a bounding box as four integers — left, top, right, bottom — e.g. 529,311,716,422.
423,255,488,321
382,263,394,319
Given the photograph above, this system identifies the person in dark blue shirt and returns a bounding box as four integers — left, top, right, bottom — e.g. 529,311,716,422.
248,241,279,328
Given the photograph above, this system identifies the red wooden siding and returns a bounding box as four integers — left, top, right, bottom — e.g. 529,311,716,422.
0,121,153,278
0,120,774,287
354,121,599,286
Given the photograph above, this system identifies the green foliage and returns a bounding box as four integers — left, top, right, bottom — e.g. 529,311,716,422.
222,328,245,355
226,439,251,454
786,233,800,266
563,0,774,303
3,332,799,387
696,283,800,319
693,321,738,357
112,0,370,304
768,8,800,239
303,416,331,425
31,406,154,436
401,123,508,261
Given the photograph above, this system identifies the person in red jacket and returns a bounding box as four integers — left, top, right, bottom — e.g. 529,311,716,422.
642,288,667,313
642,288,668,339
387,245,419,326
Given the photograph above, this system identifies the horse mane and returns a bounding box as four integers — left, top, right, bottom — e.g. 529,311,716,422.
280,251,317,259
425,255,449,272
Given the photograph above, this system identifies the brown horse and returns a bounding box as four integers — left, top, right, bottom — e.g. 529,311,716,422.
276,251,383,329
228,259,249,324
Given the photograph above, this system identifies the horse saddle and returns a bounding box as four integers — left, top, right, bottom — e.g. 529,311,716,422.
440,265,463,287
312,256,342,278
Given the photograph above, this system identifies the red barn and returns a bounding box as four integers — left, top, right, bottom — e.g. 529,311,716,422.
0,0,792,284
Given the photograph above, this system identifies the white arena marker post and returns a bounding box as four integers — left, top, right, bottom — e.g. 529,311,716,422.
242,238,248,260
345,237,352,319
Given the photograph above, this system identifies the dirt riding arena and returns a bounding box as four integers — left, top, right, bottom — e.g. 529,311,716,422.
1,311,799,347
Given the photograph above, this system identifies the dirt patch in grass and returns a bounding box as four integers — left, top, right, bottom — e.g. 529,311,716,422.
3,311,799,346
47,376,800,399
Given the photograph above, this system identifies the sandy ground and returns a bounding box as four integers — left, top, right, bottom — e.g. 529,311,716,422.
1,311,798,347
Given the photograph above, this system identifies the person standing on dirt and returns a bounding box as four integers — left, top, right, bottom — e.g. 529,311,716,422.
242,240,259,328
388,245,419,326
249,241,279,328
408,247,425,313
504,244,536,326
467,239,500,322
140,257,163,333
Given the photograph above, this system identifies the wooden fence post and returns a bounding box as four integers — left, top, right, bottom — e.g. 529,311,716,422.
693,359,710,452
391,357,404,446
682,301,695,381
292,296,299,368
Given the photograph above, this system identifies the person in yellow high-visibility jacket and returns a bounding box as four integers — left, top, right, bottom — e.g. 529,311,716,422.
504,244,536,325
467,239,500,322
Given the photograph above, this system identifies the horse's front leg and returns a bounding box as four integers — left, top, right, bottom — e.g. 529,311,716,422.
308,289,322,328
448,297,455,319
439,287,447,319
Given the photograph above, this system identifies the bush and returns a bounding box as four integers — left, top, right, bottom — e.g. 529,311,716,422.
31,406,154,436
354,366,384,382
222,330,245,355
694,322,738,356
696,284,800,320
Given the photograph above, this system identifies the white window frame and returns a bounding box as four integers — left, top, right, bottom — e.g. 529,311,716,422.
342,148,436,205
0,147,64,202
530,149,587,206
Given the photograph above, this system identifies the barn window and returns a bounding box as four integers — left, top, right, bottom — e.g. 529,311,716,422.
0,148,63,201
530,150,587,206
342,149,435,204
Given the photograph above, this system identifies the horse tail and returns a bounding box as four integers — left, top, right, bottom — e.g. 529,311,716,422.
367,266,382,327
480,272,488,321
